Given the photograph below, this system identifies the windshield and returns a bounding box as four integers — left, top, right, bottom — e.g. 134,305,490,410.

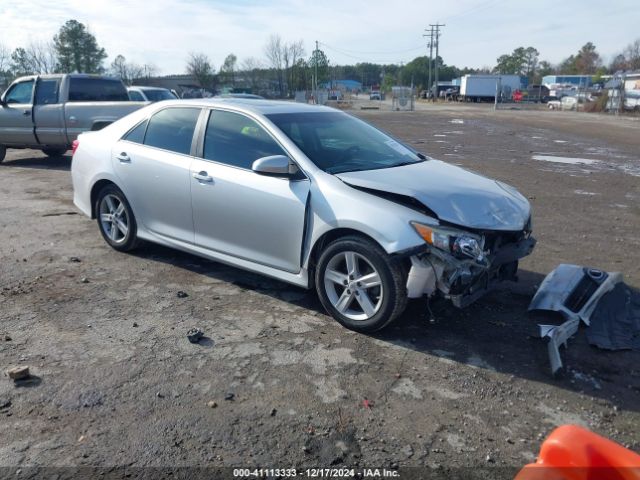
266,112,424,174
142,89,176,101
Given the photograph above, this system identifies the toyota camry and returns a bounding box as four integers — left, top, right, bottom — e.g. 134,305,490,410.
71,99,535,332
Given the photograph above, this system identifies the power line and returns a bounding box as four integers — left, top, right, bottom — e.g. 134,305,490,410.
318,42,425,64
319,42,427,56
439,0,505,22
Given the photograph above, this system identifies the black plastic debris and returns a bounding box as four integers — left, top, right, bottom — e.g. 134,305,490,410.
586,283,640,351
186,327,204,344
176,291,189,298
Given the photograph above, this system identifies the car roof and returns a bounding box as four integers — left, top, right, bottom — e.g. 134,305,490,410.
216,93,264,99
150,98,337,115
11,74,123,83
128,86,169,91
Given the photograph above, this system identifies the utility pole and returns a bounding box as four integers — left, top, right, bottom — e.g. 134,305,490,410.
430,23,445,102
423,27,434,99
314,40,319,104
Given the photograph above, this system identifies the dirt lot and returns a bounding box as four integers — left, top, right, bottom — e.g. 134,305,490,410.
1,104,639,477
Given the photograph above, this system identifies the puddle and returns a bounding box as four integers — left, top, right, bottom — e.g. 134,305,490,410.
532,155,599,165
620,164,640,177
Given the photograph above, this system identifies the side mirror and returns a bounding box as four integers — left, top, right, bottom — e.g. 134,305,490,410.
252,155,299,177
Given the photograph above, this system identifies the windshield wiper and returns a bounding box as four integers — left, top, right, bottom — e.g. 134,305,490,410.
393,159,424,168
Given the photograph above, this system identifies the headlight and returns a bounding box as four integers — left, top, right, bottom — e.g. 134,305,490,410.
410,222,487,264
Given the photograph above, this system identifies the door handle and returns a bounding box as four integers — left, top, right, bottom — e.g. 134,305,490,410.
68,115,77,123
192,171,213,182
22,110,30,116
116,152,131,163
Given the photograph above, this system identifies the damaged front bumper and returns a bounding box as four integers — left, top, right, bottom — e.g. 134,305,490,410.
406,235,536,307
529,264,624,374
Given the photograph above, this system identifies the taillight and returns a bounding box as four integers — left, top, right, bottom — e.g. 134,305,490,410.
72,139,79,155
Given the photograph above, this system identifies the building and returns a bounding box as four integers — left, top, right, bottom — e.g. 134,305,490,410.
321,79,362,92
542,75,592,88
604,71,640,111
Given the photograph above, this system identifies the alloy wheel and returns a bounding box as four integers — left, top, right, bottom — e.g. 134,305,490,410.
99,194,129,244
323,251,383,321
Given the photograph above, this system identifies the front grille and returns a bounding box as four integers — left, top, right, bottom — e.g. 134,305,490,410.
483,230,525,254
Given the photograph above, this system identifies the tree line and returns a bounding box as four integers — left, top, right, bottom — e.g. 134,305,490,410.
1,18,639,95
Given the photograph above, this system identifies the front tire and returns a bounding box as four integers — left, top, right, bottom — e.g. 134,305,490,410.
95,184,138,252
42,148,68,157
0,146,6,163
315,235,407,332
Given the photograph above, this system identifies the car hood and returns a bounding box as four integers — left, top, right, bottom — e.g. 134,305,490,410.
336,160,531,231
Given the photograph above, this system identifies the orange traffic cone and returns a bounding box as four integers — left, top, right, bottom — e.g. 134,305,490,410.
515,425,640,480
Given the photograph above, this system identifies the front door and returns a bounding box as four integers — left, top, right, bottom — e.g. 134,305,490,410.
0,78,38,147
112,107,201,243
191,109,309,273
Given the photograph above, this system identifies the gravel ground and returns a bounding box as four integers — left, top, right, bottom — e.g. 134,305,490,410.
0,104,638,477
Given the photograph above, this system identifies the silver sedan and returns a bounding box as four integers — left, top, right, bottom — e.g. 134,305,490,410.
71,99,535,331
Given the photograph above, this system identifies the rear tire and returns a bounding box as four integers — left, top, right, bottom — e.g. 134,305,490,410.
95,184,139,252
42,148,68,157
315,235,407,332
0,146,6,163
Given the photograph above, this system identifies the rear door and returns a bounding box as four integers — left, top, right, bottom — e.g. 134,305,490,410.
112,106,201,243
33,77,66,146
190,109,309,273
0,78,38,146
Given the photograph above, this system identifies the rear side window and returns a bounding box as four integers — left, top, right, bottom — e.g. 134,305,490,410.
123,120,147,144
128,90,145,101
142,89,175,101
68,78,129,102
144,108,200,155
204,110,285,169
5,80,34,104
36,79,60,104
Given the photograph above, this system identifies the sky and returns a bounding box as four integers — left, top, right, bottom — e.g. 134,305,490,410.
1,0,639,75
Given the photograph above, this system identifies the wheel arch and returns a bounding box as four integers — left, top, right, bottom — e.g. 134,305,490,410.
90,178,120,219
91,121,112,131
306,227,412,288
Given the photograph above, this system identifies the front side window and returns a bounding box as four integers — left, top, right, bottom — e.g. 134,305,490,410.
5,80,35,104
68,78,129,102
266,112,423,174
35,79,60,105
204,110,285,169
143,108,200,155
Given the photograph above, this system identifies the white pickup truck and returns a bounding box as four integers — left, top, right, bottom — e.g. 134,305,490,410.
0,74,146,162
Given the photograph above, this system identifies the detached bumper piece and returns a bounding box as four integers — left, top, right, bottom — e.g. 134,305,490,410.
529,264,640,375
